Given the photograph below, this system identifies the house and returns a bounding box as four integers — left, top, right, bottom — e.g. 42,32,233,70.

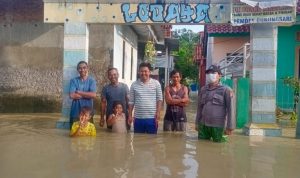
0,0,294,135
0,0,170,129
199,0,297,136
276,0,300,110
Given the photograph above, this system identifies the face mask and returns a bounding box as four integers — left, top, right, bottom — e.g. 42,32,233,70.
206,73,218,84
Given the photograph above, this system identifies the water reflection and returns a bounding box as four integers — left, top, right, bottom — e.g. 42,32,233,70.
0,114,300,178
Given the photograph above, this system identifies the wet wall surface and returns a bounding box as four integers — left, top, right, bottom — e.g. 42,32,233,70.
0,22,114,113
0,113,299,178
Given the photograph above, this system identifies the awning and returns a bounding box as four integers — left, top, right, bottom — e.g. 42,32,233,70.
241,0,296,9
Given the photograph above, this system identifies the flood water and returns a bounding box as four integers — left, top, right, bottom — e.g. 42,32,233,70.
0,113,300,178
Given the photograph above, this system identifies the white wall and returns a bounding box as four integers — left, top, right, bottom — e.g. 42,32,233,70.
113,25,138,87
206,37,214,67
207,36,249,65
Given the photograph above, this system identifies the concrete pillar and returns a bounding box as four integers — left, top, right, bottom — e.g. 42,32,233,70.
243,24,281,136
56,22,89,129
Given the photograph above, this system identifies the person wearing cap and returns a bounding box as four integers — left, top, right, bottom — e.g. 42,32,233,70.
195,65,235,142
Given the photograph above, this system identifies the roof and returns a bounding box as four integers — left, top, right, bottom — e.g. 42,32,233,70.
206,24,250,34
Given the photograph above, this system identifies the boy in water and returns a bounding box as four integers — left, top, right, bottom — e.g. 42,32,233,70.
107,101,127,133
70,106,96,137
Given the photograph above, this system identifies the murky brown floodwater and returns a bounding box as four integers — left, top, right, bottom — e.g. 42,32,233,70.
0,113,300,178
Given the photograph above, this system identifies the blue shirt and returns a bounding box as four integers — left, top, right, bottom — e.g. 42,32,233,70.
102,82,129,118
69,76,97,118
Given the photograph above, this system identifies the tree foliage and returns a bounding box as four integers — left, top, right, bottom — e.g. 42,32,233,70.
283,76,300,115
144,40,156,65
172,29,199,85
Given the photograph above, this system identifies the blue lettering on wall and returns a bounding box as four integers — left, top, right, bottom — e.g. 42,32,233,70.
180,4,194,23
149,4,164,22
165,4,181,23
121,3,137,23
121,3,211,23
138,4,150,22
194,4,210,23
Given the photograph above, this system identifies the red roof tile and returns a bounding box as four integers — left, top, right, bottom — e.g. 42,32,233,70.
206,24,250,34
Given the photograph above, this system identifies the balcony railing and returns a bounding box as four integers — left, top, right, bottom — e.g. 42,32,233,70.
218,42,250,78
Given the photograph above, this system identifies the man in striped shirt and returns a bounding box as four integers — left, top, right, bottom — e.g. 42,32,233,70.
128,62,163,134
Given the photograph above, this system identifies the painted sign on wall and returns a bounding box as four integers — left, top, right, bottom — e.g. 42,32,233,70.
121,3,211,23
231,2,296,25
44,3,231,24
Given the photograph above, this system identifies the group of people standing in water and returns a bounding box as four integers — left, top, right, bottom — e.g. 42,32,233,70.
69,60,234,143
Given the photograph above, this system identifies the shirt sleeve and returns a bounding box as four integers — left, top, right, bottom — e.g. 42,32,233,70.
129,82,135,105
124,83,130,96
156,80,163,101
70,122,79,136
195,88,204,125
225,88,235,130
101,85,107,98
89,124,96,137
89,77,97,92
69,78,77,93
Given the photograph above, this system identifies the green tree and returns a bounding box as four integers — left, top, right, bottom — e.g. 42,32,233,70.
283,76,299,120
172,29,199,86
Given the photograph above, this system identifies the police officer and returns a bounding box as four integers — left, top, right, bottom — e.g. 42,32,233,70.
195,65,235,142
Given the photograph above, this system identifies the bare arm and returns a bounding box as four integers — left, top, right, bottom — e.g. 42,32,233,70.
107,114,116,126
100,96,107,127
70,92,82,100
155,100,163,120
125,93,129,116
69,79,80,99
164,86,182,105
178,86,190,107
127,104,134,125
76,90,96,99
128,83,134,125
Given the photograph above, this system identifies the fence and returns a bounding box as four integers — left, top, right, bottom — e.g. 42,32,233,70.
222,77,250,129
276,78,295,112
219,43,250,79
222,78,295,128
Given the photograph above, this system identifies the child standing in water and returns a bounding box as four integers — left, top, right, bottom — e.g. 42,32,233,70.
107,101,127,133
70,106,96,137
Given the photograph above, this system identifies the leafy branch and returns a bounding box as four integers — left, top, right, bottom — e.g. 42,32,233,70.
144,41,156,65
283,76,299,120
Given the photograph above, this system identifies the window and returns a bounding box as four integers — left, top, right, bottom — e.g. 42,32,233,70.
122,40,125,79
130,47,133,80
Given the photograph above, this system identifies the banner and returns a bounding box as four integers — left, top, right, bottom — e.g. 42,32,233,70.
231,1,296,26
